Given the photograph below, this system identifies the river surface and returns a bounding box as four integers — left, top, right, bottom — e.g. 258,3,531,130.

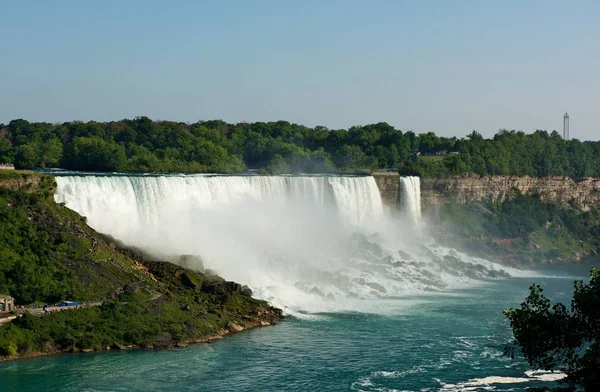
1,262,595,392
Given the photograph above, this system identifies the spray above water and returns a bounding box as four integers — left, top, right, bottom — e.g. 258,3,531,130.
55,174,522,314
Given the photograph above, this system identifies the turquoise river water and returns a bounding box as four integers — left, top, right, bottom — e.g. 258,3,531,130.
0,263,595,392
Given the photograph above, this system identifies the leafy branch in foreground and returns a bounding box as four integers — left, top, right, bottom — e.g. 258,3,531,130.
504,268,600,391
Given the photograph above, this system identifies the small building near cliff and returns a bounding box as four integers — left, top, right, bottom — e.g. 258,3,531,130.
0,295,14,312
0,163,15,170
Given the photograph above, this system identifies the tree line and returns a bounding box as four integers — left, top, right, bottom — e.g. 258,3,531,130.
1,117,599,177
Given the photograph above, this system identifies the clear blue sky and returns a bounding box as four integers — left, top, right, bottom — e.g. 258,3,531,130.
1,0,598,138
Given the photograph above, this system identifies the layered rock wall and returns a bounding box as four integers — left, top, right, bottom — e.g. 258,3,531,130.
421,175,600,210
372,172,399,209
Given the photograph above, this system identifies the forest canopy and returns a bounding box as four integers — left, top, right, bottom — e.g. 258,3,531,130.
1,118,599,177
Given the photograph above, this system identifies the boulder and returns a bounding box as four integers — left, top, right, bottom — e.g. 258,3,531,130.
153,332,173,348
227,321,244,332
309,287,324,297
397,249,412,260
241,285,253,297
201,281,243,298
111,343,128,350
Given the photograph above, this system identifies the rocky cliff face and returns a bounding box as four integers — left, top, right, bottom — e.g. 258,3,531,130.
0,171,43,192
421,175,600,210
372,172,399,209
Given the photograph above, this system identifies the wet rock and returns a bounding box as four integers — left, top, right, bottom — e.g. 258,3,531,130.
366,282,387,293
227,321,245,332
487,269,510,278
333,275,350,292
350,233,383,256
42,341,55,353
111,343,127,350
202,281,243,298
397,249,412,260
241,285,253,297
61,346,74,353
309,287,324,297
153,333,173,348
382,255,395,264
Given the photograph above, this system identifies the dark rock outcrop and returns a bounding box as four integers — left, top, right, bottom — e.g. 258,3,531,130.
201,281,245,298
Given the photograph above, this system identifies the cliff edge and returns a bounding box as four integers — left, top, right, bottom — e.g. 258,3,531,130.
421,175,600,210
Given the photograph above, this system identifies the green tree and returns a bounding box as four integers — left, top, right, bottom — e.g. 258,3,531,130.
40,138,63,168
504,268,600,391
333,145,377,172
14,143,40,169
63,137,127,172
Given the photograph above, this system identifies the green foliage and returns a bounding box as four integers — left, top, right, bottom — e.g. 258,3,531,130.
4,118,594,176
0,176,148,304
0,177,278,358
63,137,126,172
427,193,600,263
504,269,600,391
0,285,268,356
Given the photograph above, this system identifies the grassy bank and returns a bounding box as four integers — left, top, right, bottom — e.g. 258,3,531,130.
0,173,281,360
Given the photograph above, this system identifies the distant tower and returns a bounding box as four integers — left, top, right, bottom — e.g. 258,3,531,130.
563,112,570,140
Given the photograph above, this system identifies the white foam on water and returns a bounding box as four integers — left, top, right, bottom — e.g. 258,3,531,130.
438,369,567,391
55,174,527,314
524,369,567,382
353,366,429,391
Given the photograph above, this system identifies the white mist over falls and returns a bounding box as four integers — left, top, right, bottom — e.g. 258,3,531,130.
54,174,523,314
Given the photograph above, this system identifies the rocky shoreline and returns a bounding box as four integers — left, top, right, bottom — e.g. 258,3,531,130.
0,304,282,363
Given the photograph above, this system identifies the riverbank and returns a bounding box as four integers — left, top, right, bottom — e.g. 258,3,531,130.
0,304,281,363
2,271,590,392
0,172,282,362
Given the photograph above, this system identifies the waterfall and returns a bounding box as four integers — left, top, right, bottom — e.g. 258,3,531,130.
54,174,521,314
398,176,422,220
55,175,383,234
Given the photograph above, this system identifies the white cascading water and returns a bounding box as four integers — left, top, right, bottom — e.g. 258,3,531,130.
399,176,422,220
55,174,528,314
